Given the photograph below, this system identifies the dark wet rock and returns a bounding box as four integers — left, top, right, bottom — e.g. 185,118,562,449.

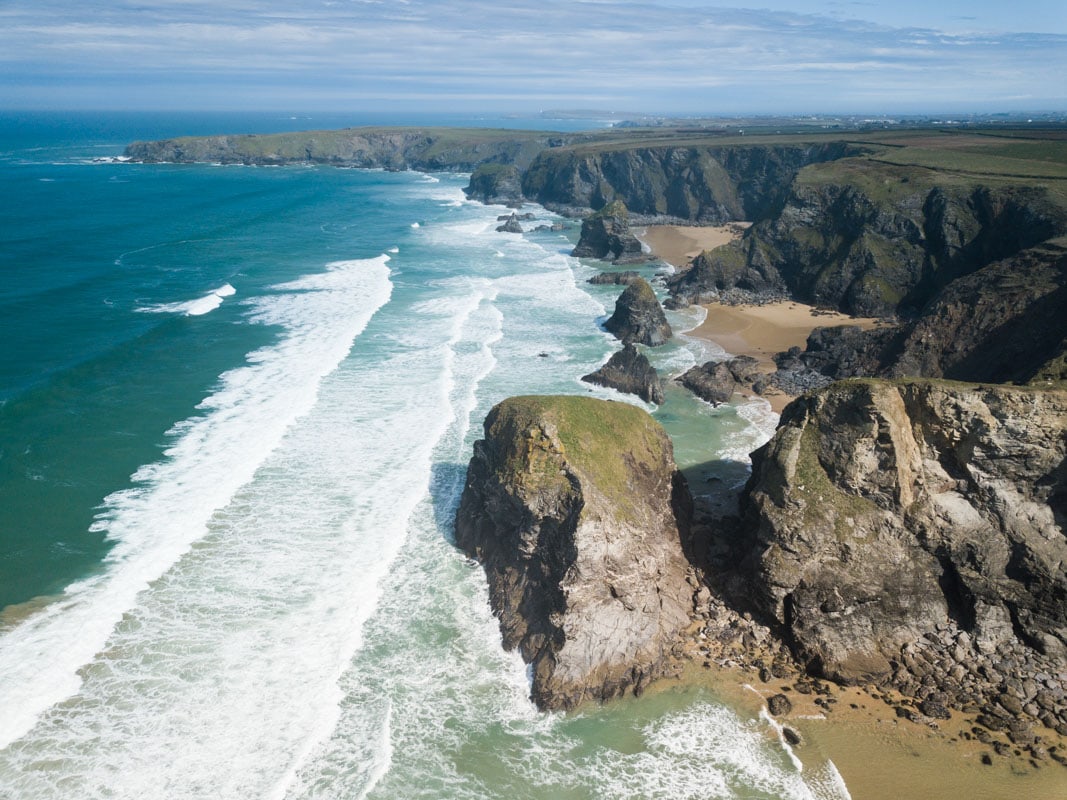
783,726,803,746
496,213,525,233
604,278,672,347
587,271,643,286
454,396,694,710
581,344,664,405
767,693,792,716
571,201,649,264
677,355,766,405
920,697,952,720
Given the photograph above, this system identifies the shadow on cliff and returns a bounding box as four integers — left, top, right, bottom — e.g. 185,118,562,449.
428,461,471,546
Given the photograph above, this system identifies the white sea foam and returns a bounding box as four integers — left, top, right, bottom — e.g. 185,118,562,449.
136,283,237,316
0,256,393,753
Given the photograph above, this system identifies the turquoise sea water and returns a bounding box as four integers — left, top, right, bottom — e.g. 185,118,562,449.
0,112,847,798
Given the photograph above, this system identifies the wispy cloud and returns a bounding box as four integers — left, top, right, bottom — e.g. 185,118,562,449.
0,0,1064,112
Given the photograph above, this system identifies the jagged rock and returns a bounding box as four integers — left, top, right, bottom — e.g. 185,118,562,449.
678,361,738,405
741,379,1067,691
603,278,672,347
533,223,566,232
498,213,535,221
587,271,642,286
454,396,694,710
678,355,765,405
768,693,793,716
496,213,524,233
571,201,648,264
581,344,664,404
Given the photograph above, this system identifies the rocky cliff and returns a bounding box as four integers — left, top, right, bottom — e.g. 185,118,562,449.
739,379,1067,735
581,344,664,404
669,163,1067,318
453,396,694,710
771,238,1067,387
521,141,864,220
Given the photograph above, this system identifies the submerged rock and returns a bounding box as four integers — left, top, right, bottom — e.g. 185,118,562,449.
603,278,673,347
454,396,694,710
581,344,664,404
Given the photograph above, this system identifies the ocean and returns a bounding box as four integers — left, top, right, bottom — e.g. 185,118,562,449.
0,111,846,799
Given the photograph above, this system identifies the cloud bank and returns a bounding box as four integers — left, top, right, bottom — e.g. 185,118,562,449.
1,0,1064,112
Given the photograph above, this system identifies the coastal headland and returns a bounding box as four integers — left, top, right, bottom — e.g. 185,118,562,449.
128,122,1067,793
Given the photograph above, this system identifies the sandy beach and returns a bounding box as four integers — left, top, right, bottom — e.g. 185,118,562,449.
639,223,750,268
640,223,881,412
690,300,882,411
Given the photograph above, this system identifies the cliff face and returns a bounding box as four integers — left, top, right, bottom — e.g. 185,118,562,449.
741,380,1067,707
773,239,1067,386
669,165,1067,318
522,142,863,221
453,396,694,710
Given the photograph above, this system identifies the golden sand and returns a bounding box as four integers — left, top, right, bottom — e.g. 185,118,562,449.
638,223,750,268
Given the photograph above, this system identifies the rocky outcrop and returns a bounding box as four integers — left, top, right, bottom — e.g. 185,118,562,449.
465,163,524,203
587,270,642,286
581,344,664,404
571,201,647,263
603,278,673,347
739,379,1067,731
453,396,694,710
677,356,764,405
668,168,1067,318
496,213,525,233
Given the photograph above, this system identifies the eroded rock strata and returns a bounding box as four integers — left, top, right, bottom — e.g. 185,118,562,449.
453,396,694,710
738,379,1067,737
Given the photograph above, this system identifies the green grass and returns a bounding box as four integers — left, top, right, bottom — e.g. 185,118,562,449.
491,396,670,525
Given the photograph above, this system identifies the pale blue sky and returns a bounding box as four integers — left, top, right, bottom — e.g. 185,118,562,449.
1,0,1064,113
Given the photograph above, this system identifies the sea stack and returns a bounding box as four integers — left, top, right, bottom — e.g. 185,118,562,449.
604,278,673,347
571,200,647,263
454,396,694,710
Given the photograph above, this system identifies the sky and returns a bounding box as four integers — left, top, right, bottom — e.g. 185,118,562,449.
1,0,1065,114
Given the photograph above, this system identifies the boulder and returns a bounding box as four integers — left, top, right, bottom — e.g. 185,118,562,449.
678,355,765,405
581,344,664,404
603,278,673,347
454,396,694,710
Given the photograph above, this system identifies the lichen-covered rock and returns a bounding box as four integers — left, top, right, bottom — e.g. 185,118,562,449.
581,344,664,404
741,379,1067,686
603,278,673,347
571,201,647,264
454,396,694,710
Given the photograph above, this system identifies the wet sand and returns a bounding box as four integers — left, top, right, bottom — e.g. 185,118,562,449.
690,668,1067,800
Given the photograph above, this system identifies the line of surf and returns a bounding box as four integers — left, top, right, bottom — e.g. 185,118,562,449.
0,256,393,749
